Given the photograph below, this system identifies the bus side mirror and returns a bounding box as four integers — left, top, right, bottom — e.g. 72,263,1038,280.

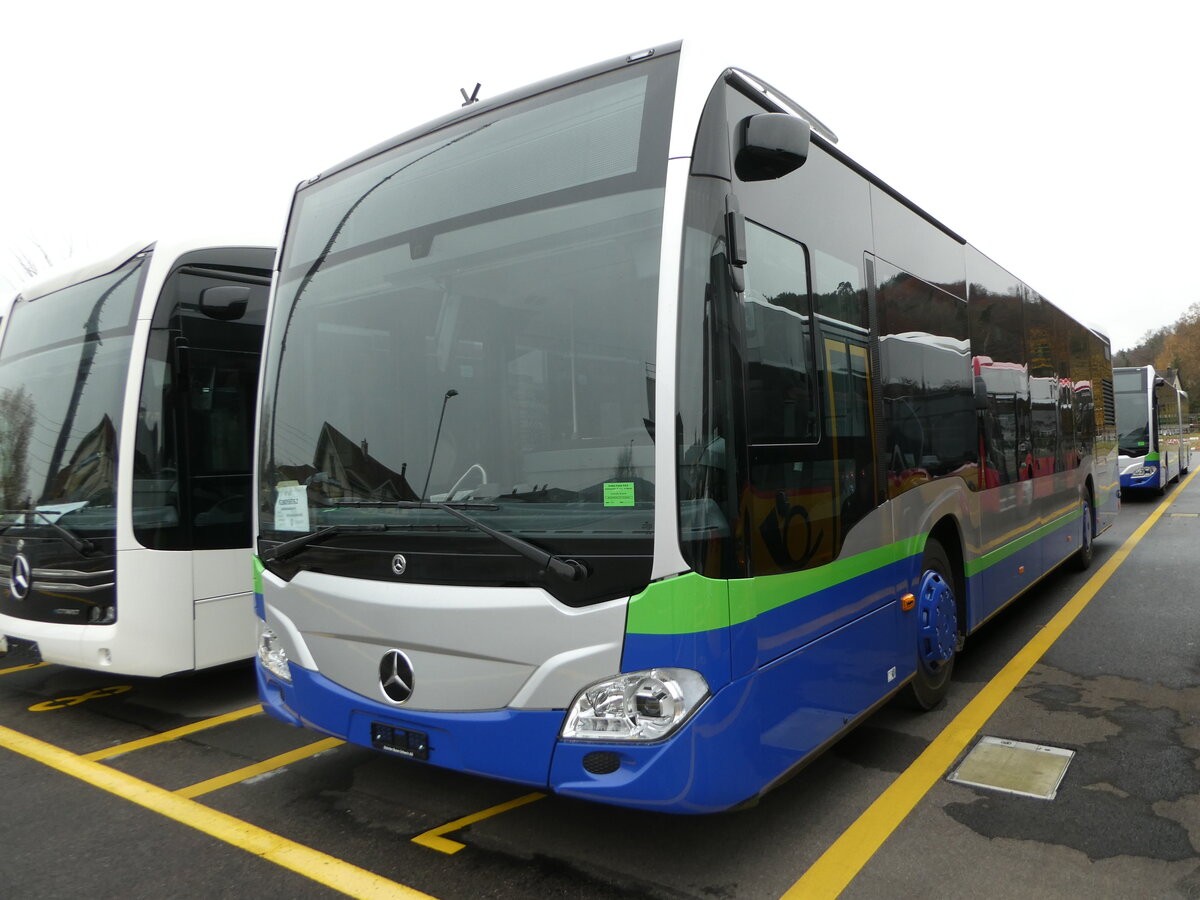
735,113,810,182
199,285,250,321
974,376,990,410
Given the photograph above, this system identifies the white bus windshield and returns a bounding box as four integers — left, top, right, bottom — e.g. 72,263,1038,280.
0,255,145,534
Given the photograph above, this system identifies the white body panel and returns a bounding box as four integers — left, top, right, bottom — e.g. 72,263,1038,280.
261,568,627,711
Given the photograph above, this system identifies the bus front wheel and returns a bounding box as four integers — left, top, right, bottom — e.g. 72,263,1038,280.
904,538,957,711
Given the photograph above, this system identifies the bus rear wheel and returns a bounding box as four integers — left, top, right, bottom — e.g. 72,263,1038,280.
903,538,958,711
1073,498,1094,571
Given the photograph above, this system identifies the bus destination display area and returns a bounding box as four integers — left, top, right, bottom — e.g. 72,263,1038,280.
0,478,1197,899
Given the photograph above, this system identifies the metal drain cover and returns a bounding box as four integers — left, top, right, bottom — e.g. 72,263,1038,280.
948,736,1075,800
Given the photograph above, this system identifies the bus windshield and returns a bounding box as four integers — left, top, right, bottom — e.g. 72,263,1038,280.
0,254,145,536
1114,369,1150,456
259,57,675,558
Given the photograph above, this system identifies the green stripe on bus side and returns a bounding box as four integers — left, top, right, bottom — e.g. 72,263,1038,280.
1146,451,1161,463
253,556,264,594
627,535,926,636
630,503,1085,636
963,506,1081,578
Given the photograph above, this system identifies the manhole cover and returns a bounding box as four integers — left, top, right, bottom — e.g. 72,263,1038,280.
947,736,1075,800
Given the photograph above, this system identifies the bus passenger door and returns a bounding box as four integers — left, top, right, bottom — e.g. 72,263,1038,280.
184,345,262,667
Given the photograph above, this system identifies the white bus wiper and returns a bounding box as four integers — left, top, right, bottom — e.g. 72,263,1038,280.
260,523,388,562
0,508,97,557
336,499,588,582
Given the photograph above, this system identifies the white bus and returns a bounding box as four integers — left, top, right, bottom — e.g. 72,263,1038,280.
0,238,275,675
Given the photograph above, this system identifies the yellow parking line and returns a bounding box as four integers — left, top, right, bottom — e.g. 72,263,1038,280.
0,723,438,900
782,469,1196,899
84,704,263,761
176,737,343,799
412,792,546,854
0,661,49,676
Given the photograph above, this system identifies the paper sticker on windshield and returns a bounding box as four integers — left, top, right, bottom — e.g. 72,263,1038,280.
274,483,310,532
604,482,635,507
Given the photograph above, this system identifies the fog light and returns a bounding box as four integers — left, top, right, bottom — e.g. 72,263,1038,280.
561,668,708,742
258,624,291,682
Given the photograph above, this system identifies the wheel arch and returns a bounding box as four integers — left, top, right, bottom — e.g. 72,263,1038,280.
924,515,968,646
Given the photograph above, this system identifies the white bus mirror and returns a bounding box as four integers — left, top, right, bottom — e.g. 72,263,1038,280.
735,113,810,182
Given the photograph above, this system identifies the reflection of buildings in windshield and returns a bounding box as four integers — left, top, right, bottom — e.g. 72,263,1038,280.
44,414,116,506
277,422,418,504
0,386,35,508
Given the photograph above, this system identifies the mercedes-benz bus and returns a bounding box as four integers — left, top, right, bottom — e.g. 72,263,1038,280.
252,42,1118,812
1115,365,1189,494
0,238,274,675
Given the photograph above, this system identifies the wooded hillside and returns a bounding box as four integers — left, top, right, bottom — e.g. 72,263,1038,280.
1113,301,1200,399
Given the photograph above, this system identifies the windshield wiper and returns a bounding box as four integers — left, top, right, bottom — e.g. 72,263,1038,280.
389,499,588,582
259,524,388,562
0,509,97,557
261,502,589,581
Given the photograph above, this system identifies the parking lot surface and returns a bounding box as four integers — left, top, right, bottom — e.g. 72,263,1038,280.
3,474,1199,899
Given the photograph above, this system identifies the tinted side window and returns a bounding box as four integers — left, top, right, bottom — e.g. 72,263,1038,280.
875,259,975,496
743,222,817,444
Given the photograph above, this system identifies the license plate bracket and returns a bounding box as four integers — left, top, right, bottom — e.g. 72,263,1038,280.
371,723,430,761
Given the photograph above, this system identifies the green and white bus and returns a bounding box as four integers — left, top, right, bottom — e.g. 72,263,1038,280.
253,42,1118,812
1116,365,1189,494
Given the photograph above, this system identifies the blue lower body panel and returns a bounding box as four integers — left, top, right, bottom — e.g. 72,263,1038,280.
258,664,565,788
1120,467,1160,492
259,597,910,814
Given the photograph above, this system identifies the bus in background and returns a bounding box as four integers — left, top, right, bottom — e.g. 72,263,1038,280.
0,238,275,675
1115,365,1190,495
253,42,1118,813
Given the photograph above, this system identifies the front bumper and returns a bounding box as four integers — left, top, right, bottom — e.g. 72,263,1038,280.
258,661,766,813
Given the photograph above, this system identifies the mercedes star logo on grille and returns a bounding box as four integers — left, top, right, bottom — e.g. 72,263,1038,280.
379,649,415,704
10,553,32,601
391,554,407,576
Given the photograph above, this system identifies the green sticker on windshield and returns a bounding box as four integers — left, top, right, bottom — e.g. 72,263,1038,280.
604,482,635,507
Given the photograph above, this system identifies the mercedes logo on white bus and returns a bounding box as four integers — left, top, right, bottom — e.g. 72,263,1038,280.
10,553,32,601
379,650,415,704
391,554,407,576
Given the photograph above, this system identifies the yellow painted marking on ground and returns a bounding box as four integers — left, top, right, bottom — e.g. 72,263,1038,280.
412,792,546,854
783,469,1197,900
28,684,132,711
176,737,343,799
83,704,263,761
0,661,48,676
0,723,438,900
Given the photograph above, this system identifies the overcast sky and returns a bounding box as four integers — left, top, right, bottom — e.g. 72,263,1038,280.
2,0,1196,351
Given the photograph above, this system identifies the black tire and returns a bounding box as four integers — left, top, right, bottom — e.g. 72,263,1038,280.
903,538,958,711
1073,498,1094,571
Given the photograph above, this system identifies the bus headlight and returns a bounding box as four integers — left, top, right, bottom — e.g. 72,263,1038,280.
561,668,709,742
258,624,291,682
1129,465,1155,478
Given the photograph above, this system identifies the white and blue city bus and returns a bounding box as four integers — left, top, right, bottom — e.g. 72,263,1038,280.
0,238,275,675
253,42,1118,812
1115,365,1189,495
